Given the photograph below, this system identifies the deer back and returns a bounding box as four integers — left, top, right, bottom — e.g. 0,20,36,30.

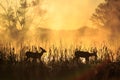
75,51,90,58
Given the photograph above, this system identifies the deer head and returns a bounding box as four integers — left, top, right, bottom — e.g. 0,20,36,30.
39,47,47,53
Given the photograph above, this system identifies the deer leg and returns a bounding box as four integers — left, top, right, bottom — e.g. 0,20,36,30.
32,58,37,63
25,57,29,61
95,56,97,61
39,58,42,63
73,57,78,64
86,57,89,64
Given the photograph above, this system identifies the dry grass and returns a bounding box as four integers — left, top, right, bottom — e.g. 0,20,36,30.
0,43,120,80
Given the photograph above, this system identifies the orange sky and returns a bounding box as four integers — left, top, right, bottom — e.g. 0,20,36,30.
40,0,104,30
0,0,104,30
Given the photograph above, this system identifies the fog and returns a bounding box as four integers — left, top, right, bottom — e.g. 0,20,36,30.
0,0,119,53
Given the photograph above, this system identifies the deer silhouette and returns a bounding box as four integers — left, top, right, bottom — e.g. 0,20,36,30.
74,50,97,63
25,47,46,62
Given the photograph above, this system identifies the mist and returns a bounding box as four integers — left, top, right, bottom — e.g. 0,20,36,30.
0,0,119,53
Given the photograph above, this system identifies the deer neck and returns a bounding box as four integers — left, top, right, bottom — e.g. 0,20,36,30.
41,51,44,54
90,53,95,56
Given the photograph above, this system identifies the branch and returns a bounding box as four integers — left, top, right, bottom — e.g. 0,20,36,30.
0,3,7,14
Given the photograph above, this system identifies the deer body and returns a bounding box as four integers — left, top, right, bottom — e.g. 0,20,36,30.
26,52,43,59
25,47,46,62
74,50,97,63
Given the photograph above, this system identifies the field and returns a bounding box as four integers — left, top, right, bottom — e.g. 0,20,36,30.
0,0,120,80
0,43,120,80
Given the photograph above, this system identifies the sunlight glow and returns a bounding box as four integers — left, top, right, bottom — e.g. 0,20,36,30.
40,0,104,30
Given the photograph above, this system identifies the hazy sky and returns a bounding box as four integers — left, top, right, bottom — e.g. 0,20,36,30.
41,0,104,30
0,0,104,30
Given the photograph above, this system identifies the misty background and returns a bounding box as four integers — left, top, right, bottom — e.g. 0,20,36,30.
0,0,120,53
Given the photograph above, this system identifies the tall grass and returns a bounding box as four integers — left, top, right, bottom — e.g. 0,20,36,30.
0,42,120,80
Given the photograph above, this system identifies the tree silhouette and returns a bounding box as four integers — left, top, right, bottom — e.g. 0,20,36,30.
91,0,120,30
0,0,46,40
91,0,120,41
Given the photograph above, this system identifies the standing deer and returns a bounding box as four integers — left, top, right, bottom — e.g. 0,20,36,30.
74,50,97,63
25,47,46,62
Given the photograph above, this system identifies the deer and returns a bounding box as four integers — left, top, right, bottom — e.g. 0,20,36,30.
25,47,47,62
74,50,97,63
